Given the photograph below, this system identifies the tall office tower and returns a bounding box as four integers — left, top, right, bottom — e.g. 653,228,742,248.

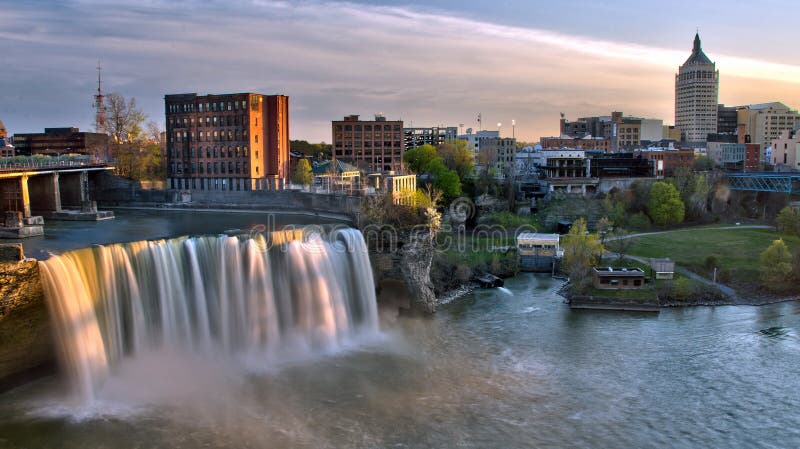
675,33,719,143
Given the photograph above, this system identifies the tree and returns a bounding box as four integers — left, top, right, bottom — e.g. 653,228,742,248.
290,140,331,159
425,158,461,200
776,206,800,236
104,93,149,179
647,181,685,226
760,239,793,291
561,218,604,294
596,216,613,244
605,228,639,261
694,155,714,171
403,144,438,174
105,93,147,144
292,158,313,186
437,140,474,180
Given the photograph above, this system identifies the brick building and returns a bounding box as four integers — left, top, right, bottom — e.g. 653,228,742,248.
540,136,610,152
636,148,694,177
164,92,289,191
11,127,108,157
332,114,404,173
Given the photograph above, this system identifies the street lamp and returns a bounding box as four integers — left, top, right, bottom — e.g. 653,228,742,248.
497,122,502,135
511,120,516,140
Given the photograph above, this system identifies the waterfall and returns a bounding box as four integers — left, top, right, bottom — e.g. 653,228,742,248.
39,228,379,402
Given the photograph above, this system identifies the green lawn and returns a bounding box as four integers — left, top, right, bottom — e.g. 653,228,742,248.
627,227,800,294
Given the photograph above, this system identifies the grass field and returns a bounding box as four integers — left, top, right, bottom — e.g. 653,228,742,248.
627,227,800,294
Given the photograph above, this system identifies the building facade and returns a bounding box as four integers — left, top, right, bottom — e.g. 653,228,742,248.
404,126,457,149
707,143,761,171
164,93,290,192
11,127,108,157
771,127,800,170
717,104,738,135
332,115,404,173
736,102,800,149
675,33,719,143
636,148,695,177
540,136,610,152
559,112,663,150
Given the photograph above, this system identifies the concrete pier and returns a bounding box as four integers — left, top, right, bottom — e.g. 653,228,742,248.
0,165,115,238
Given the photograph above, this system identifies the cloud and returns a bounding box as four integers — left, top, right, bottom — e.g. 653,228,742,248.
1,0,798,142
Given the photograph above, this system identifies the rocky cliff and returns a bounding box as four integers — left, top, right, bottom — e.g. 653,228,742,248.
0,244,55,391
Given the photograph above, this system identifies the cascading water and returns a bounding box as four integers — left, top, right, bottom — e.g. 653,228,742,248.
38,228,379,402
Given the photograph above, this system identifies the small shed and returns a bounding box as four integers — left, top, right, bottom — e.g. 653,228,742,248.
517,232,561,272
593,267,646,289
650,258,675,280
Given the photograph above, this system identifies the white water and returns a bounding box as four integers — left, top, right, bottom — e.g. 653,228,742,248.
38,228,379,403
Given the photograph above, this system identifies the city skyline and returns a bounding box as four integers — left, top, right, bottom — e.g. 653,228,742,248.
2,0,800,143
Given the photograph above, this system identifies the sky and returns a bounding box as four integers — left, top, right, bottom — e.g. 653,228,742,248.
2,0,800,143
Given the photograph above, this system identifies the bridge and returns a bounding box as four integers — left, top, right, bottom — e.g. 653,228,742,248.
726,172,800,194
0,158,115,237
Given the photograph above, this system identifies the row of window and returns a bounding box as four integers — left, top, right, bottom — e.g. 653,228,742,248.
168,99,256,114
170,131,256,144
170,161,253,175
170,146,254,159
335,124,401,132
335,141,402,148
169,114,250,128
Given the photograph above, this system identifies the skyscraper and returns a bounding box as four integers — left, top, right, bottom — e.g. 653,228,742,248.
675,33,719,143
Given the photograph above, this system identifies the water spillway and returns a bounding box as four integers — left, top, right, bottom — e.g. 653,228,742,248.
38,228,379,402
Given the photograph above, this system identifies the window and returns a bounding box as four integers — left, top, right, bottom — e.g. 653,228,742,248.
255,135,258,143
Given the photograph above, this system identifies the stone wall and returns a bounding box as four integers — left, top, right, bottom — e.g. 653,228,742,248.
94,172,361,220
0,244,55,391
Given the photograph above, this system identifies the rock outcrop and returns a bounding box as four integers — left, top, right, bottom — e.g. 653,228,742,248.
398,231,437,313
0,244,55,391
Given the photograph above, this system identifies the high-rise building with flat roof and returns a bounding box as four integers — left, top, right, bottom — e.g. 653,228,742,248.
164,92,289,192
736,102,800,149
332,114,404,173
675,33,719,143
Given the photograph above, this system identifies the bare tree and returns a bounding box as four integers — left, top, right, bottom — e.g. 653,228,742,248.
605,228,639,262
105,93,147,143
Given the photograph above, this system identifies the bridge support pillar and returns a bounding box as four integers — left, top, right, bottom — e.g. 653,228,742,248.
19,176,30,219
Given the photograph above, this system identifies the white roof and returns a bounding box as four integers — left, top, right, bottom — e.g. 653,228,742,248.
517,232,560,241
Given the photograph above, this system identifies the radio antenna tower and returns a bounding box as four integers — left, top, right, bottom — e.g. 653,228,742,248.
94,61,107,134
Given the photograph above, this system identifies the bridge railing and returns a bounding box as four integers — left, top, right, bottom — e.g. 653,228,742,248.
0,155,113,172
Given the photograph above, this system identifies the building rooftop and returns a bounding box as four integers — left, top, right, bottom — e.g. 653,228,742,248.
593,267,645,276
313,159,360,175
517,232,560,241
741,102,788,111
683,33,713,65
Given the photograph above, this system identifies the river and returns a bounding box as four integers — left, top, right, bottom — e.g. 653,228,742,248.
1,211,799,448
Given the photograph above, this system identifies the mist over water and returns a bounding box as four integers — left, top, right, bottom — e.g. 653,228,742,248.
38,228,379,404
1,212,799,447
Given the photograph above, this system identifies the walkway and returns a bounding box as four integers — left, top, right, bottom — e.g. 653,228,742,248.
605,225,774,242
606,252,738,299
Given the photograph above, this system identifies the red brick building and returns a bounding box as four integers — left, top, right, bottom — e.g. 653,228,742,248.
635,149,694,177
540,136,610,152
332,115,404,173
165,92,289,192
